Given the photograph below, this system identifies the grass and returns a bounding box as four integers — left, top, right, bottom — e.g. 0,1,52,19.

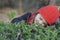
0,21,60,40
0,10,60,40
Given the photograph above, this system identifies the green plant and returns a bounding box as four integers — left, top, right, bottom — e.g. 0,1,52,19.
0,21,60,40
7,10,16,20
1,11,60,40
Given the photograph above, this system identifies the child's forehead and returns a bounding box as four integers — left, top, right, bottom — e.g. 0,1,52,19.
35,14,47,23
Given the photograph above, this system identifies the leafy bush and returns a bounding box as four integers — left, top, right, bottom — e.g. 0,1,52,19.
0,21,60,40
0,10,59,40
7,10,16,20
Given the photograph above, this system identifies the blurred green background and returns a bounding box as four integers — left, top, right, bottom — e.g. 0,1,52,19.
0,0,60,22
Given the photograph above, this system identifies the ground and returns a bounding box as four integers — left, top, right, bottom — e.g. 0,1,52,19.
0,7,17,22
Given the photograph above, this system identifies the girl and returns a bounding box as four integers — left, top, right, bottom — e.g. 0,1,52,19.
11,5,60,40
11,5,60,27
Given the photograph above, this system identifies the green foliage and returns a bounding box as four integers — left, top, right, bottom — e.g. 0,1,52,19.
0,21,60,40
1,11,60,40
7,10,16,20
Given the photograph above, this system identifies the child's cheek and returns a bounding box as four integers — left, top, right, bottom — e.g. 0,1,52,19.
38,20,44,26
36,19,44,26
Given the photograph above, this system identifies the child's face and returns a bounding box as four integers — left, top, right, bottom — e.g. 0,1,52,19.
34,14,47,26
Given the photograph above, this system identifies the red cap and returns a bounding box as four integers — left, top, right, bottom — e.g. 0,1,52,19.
59,13,60,17
37,5,59,25
59,14,60,17
59,9,60,17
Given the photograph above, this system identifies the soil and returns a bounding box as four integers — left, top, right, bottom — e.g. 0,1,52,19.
0,7,17,22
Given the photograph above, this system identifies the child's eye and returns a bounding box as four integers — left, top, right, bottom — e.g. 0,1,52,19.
40,18,43,20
